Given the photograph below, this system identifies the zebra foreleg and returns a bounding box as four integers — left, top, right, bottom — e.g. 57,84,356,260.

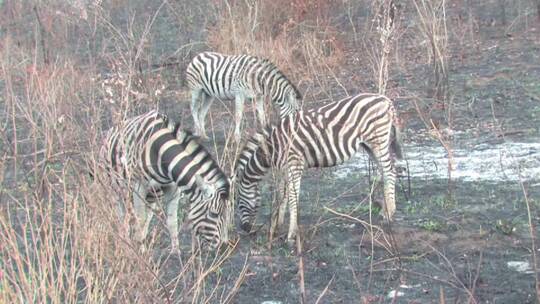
165,192,182,252
286,166,303,246
234,94,245,142
255,97,267,127
270,172,288,239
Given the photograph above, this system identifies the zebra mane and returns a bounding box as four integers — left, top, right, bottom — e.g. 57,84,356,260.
173,121,183,137
235,126,273,181
259,58,302,100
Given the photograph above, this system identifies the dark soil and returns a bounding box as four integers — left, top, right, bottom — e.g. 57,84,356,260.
154,4,540,302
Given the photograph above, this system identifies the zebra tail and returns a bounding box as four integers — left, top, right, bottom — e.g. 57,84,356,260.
390,124,403,160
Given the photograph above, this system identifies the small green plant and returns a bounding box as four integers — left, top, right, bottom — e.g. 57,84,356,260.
431,194,456,209
495,219,517,235
404,200,428,214
276,247,290,257
356,203,382,215
418,219,445,232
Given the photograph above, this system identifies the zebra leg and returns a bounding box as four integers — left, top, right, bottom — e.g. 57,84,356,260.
191,89,205,138
198,93,214,139
277,172,287,228
286,166,303,246
234,94,245,141
165,191,182,252
133,182,152,245
269,176,287,240
370,142,397,220
255,97,267,127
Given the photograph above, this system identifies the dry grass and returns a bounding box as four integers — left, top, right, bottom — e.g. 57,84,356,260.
413,0,450,102
0,2,244,303
206,0,345,106
1,0,539,303
362,0,401,95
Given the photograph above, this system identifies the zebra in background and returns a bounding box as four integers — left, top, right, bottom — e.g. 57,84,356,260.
186,51,302,141
235,93,403,245
98,110,232,250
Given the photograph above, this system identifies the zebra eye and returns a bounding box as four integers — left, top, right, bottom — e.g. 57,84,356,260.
209,210,220,219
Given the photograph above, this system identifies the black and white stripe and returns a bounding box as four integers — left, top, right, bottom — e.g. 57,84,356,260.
99,110,232,249
186,51,302,140
235,93,402,244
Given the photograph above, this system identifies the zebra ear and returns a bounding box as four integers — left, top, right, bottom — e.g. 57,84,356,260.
195,175,216,199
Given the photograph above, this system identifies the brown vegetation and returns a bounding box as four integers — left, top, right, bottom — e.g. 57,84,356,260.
1,0,538,303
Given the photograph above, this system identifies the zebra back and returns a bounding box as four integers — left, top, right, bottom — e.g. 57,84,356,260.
186,52,301,118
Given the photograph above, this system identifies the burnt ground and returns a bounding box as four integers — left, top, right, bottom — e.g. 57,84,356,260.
152,11,540,304
2,1,540,303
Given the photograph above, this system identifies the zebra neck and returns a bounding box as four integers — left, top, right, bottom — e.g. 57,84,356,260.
186,179,227,200
264,68,288,102
238,143,271,186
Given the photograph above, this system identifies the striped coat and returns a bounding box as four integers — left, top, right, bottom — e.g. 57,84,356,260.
99,110,232,249
235,93,402,244
186,51,301,140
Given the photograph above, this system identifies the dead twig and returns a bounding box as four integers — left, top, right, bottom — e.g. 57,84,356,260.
315,274,335,304
297,231,307,304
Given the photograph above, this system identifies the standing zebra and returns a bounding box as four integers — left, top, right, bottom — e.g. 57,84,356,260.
235,93,402,245
186,51,302,141
99,110,232,250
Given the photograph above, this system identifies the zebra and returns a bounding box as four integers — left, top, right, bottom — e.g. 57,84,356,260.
235,93,403,245
186,51,302,141
98,110,232,250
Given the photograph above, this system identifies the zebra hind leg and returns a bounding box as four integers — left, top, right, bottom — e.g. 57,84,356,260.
197,93,214,139
368,141,397,220
133,182,152,247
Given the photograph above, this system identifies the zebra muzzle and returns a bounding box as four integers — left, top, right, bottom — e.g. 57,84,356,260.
241,222,253,232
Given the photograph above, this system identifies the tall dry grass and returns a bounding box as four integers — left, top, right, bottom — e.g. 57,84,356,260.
206,0,346,106
413,0,449,103
363,0,401,95
0,2,245,303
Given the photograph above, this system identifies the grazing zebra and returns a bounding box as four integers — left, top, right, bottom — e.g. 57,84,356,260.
99,110,232,249
186,51,302,141
235,93,403,244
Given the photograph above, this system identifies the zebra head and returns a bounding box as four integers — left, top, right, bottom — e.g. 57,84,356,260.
281,86,302,118
234,132,269,233
270,78,301,119
190,175,232,248
236,182,261,233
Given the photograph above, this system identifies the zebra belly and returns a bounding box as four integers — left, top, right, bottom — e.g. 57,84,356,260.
305,156,345,169
206,89,235,100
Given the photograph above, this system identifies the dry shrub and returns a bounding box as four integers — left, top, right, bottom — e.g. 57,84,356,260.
362,0,401,95
206,0,345,103
413,0,449,102
93,61,167,123
0,12,245,302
